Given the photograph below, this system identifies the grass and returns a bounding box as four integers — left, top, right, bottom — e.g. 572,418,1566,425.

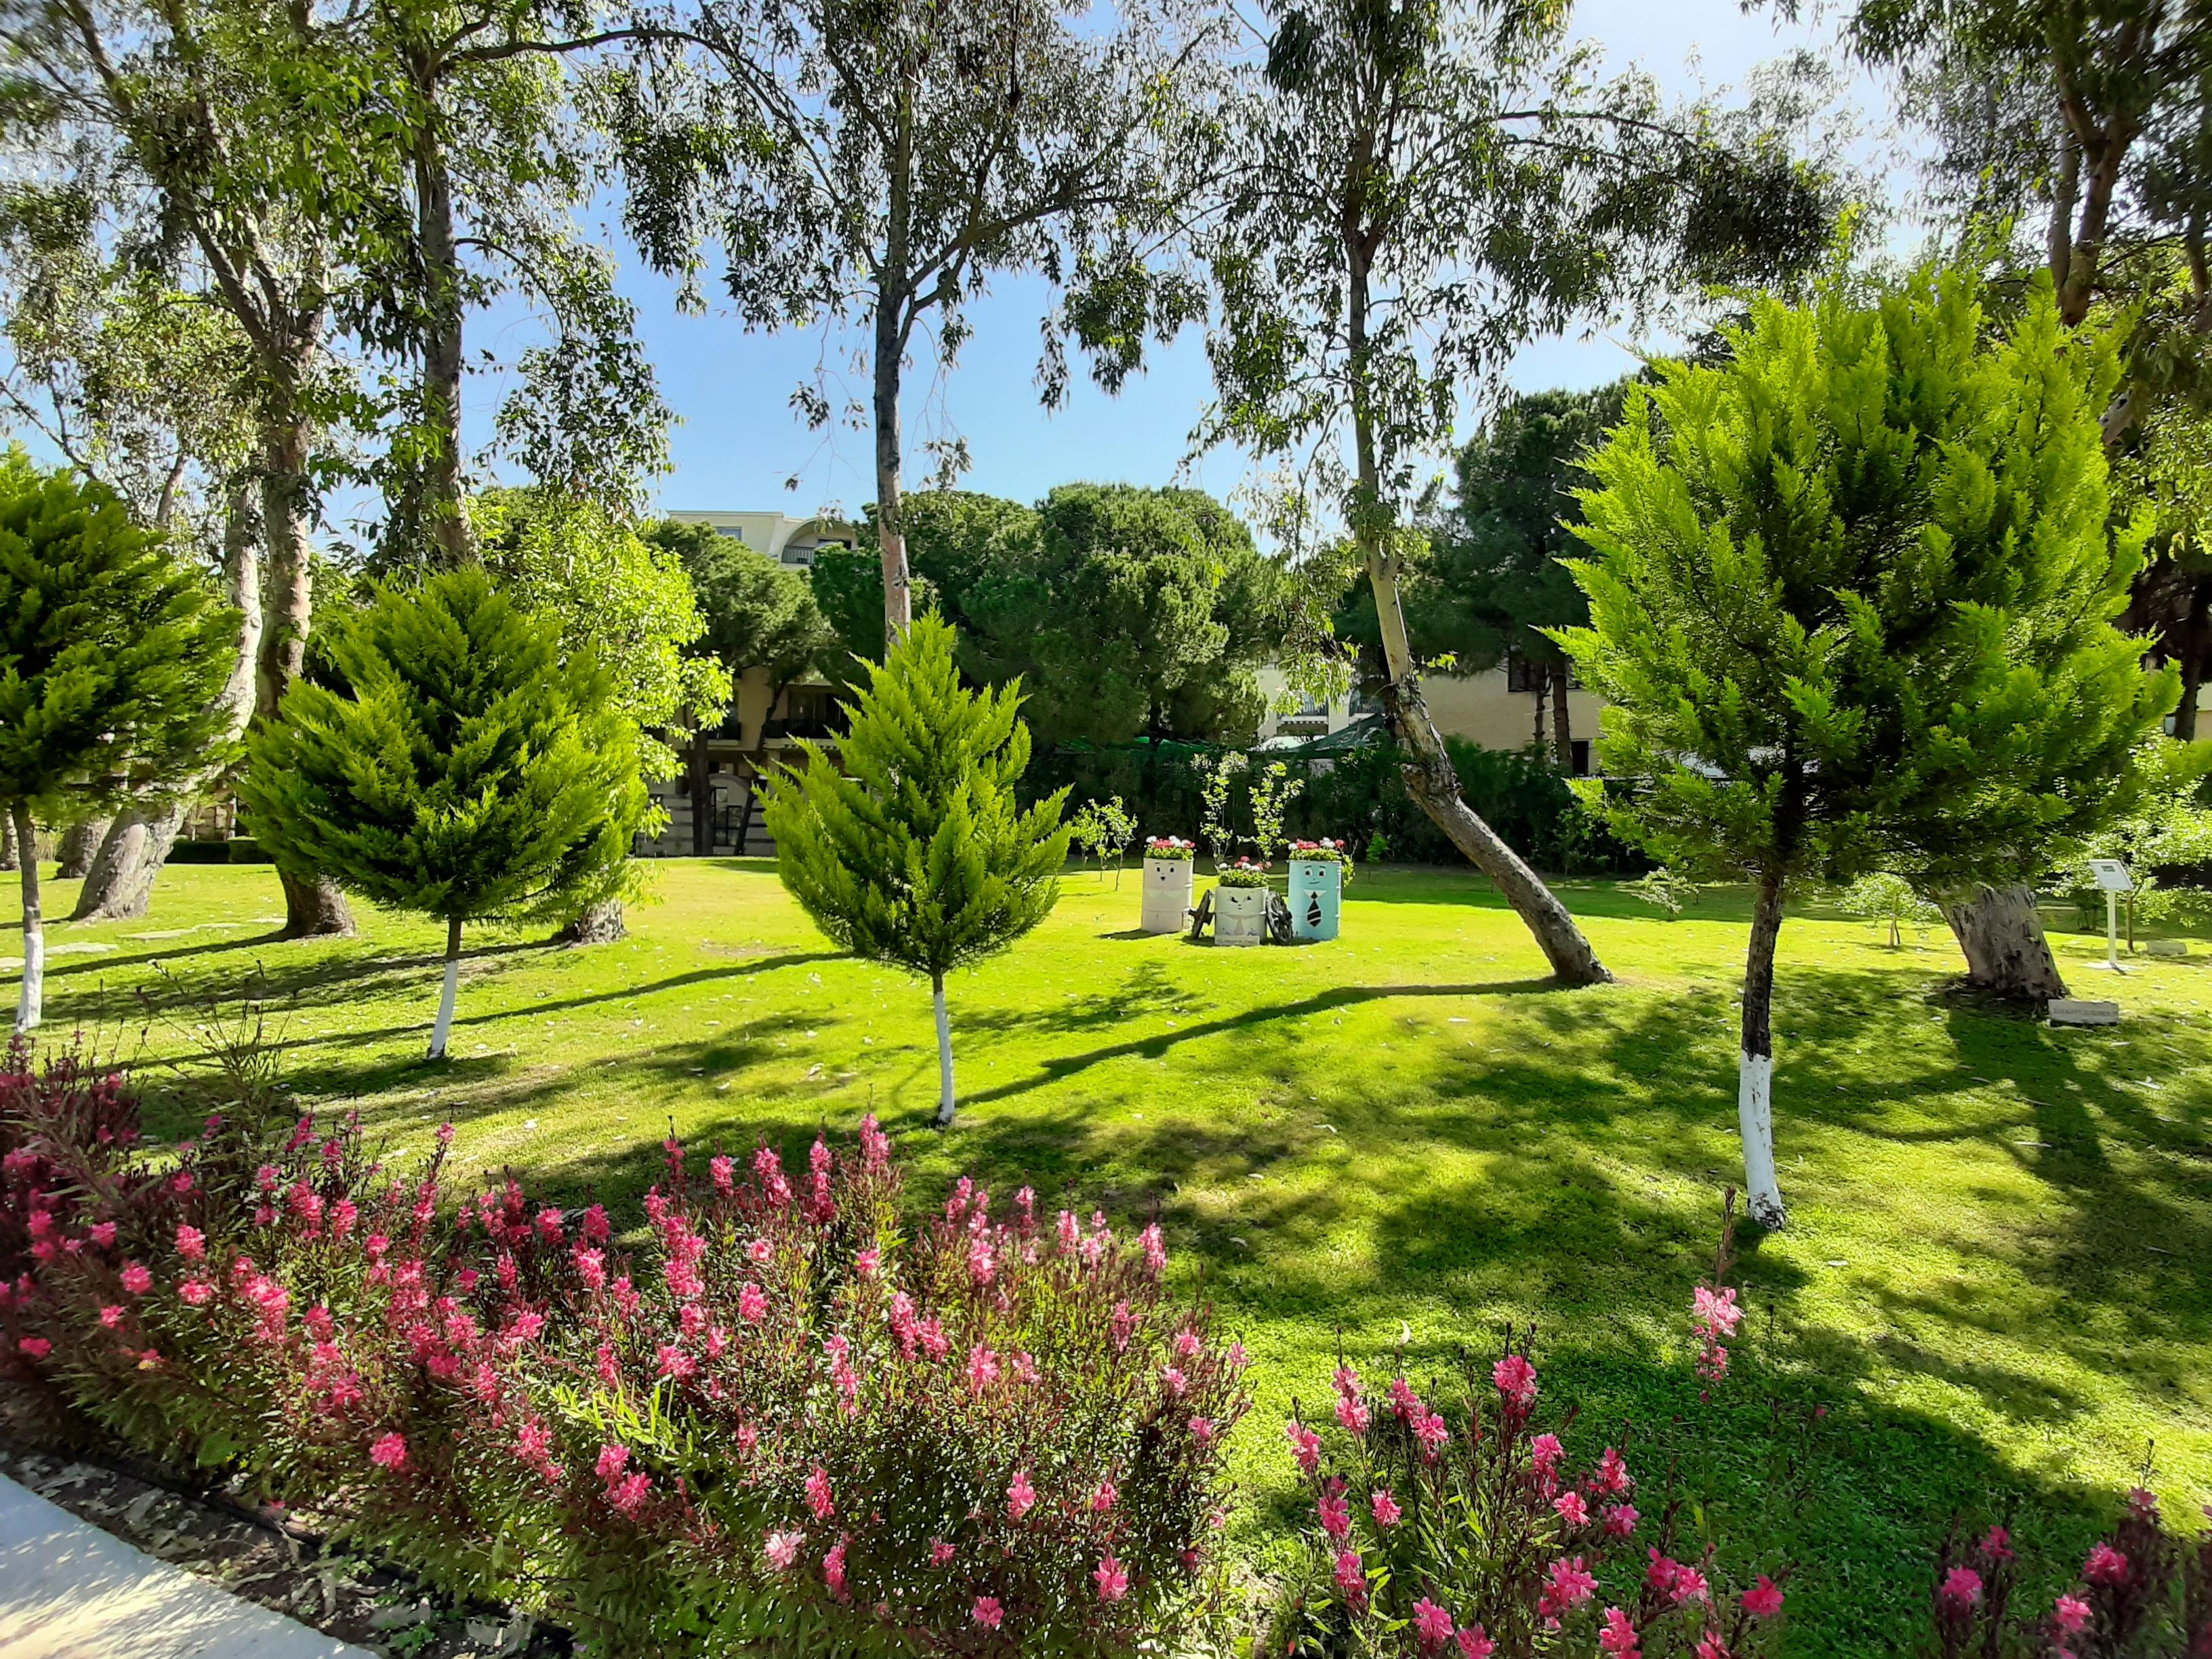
7,857,2211,1653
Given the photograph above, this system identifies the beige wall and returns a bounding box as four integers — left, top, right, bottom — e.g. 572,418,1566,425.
1420,666,1602,764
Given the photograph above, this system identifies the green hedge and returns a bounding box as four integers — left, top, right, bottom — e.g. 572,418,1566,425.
1021,737,1646,877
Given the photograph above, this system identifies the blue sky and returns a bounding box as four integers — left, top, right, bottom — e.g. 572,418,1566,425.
431,0,1906,537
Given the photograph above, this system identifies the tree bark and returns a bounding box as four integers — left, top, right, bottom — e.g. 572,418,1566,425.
689,726,714,856
1342,235,1608,985
1549,659,1574,771
12,804,44,1034
413,72,474,567
429,915,462,1059
555,897,628,945
0,811,16,874
76,480,266,922
872,80,915,647
1939,883,2070,1002
1736,869,1788,1229
54,819,109,880
933,972,956,1127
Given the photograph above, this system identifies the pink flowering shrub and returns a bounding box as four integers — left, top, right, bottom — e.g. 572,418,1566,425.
1267,1339,1789,1659
0,1040,1246,1656
1923,1491,2211,1659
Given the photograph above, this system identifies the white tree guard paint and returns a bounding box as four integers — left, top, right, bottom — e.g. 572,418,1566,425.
429,955,460,1059
1736,1050,1786,1228
13,926,41,1034
933,981,956,1126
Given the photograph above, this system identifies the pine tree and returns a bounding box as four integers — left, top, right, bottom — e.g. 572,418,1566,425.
0,452,239,1032
765,616,1070,1126
239,568,647,1059
1559,270,2182,1229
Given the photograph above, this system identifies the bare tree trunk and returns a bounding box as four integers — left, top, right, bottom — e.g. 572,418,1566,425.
12,804,44,1034
77,480,267,922
258,414,354,940
54,819,109,880
1736,869,1788,1229
872,81,915,647
414,89,474,566
1940,883,2069,1002
689,727,714,856
556,897,627,945
1549,659,1574,771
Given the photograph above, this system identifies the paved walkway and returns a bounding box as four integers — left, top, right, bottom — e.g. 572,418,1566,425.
0,1474,372,1658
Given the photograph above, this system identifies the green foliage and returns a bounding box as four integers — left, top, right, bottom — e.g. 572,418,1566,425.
1832,873,1940,946
807,546,936,692
1067,796,1136,873
1623,866,1702,916
654,520,836,710
474,489,729,781
764,616,1069,984
239,567,647,928
0,452,237,818
1559,269,2181,892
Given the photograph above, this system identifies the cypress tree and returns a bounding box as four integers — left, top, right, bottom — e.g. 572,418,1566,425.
0,453,238,1031
1560,270,2182,1229
240,568,647,1059
765,616,1070,1126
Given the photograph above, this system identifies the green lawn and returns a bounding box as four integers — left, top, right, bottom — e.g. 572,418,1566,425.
8,858,2211,1652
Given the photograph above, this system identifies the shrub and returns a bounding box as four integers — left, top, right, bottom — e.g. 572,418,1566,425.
0,1038,1245,1657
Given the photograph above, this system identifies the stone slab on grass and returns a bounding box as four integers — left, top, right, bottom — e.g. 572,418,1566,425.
2047,999,2121,1027
0,1474,373,1659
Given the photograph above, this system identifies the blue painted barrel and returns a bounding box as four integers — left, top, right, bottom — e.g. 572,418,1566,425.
1288,859,1342,942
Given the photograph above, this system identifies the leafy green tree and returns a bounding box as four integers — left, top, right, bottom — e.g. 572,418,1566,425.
1202,0,1838,986
1559,270,2180,1227
764,616,1069,1127
0,453,239,1031
655,517,838,853
621,0,1225,646
240,568,647,1059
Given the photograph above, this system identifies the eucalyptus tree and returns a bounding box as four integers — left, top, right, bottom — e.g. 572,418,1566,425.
619,0,1228,647
1201,0,1837,985
1,0,361,934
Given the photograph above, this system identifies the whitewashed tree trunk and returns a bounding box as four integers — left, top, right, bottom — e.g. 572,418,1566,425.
428,916,463,1060
933,973,956,1126
13,804,44,1034
1736,869,1788,1229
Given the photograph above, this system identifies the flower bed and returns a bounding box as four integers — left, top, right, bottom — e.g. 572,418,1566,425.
1214,859,1271,890
0,1039,1246,1657
1287,840,1355,887
1142,837,1195,861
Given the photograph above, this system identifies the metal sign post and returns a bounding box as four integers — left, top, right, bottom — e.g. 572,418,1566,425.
2085,859,2133,972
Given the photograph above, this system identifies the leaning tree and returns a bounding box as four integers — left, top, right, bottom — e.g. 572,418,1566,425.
0,453,237,1031
240,568,647,1059
1200,0,1841,985
1559,270,2180,1227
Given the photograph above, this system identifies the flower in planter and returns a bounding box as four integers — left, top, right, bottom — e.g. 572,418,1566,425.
1288,839,1355,886
1217,859,1273,890
1145,836,1196,861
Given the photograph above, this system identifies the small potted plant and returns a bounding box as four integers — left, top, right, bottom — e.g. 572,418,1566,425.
1141,836,1196,934
1213,857,1273,947
1288,838,1352,942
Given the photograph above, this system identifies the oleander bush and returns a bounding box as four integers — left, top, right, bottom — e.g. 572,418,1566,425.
0,1036,1246,1657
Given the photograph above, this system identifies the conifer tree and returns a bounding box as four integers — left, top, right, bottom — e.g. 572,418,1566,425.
240,568,647,1059
1559,270,2180,1229
0,452,237,1031
765,617,1070,1126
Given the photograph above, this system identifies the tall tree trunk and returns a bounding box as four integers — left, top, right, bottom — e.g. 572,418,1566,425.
872,83,915,647
429,915,463,1059
54,819,109,880
0,811,16,874
1549,659,1573,771
1531,672,1547,747
689,726,714,856
258,411,355,940
932,972,956,1127
1940,883,2070,1002
1736,869,1788,1229
555,897,628,945
77,480,266,922
414,93,474,567
12,804,44,1034
1342,241,1609,987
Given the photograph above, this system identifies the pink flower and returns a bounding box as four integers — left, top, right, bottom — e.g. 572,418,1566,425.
739,1282,768,1324
968,1344,1002,1393
1140,1222,1166,1276
1531,1432,1564,1471
805,1465,834,1521
1006,1469,1036,1521
1370,1489,1402,1528
1091,1479,1118,1514
99,1305,124,1328
930,1538,956,1567
2085,1544,2129,1586
764,1530,803,1572
1694,1635,1731,1659
1980,1525,2013,1562
1540,1555,1597,1618
1599,1607,1641,1657
1160,1365,1187,1398
1191,1417,1215,1448
1493,1353,1538,1410
1412,1597,1454,1647
1554,1491,1589,1528
1741,1576,1784,1620
1094,1553,1128,1603
2053,1595,2090,1635
971,1596,1002,1629
1317,1492,1351,1540
1595,1446,1634,1496
1604,1503,1641,1538
822,1537,848,1599
119,1263,152,1296
596,1443,630,1483
1414,1410,1449,1456
178,1279,213,1307
1287,1422,1322,1474
1456,1628,1496,1659
87,1222,116,1250
1333,1547,1365,1599
369,1433,407,1471
854,1246,879,1279
1334,1391,1370,1434
1692,1284,1742,1338
1938,1566,1984,1612
175,1225,205,1261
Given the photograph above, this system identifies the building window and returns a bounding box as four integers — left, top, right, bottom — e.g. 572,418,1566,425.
1571,739,1591,777
715,526,746,541
780,546,817,567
